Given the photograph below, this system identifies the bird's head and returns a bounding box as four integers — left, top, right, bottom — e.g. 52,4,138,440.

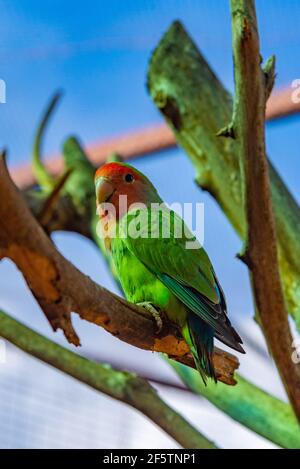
94,162,161,220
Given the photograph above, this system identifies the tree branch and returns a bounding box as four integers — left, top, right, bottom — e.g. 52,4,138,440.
229,0,300,420
0,309,216,449
0,153,238,385
147,21,300,332
32,91,62,190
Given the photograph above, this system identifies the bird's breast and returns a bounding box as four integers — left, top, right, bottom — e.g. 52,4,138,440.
111,238,169,308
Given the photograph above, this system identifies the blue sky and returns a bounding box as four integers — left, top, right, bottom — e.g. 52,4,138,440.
1,0,300,167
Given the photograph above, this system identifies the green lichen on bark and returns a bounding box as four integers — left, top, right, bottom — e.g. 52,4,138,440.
0,309,216,449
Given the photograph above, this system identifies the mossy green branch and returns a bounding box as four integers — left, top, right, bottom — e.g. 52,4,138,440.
62,137,121,283
0,309,216,449
169,361,300,449
147,20,300,331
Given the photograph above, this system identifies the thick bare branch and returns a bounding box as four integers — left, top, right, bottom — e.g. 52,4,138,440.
229,0,300,420
0,154,238,385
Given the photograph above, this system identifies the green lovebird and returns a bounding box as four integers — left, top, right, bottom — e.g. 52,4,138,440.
95,162,245,383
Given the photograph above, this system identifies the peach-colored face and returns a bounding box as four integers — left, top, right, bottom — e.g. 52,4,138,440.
95,162,148,220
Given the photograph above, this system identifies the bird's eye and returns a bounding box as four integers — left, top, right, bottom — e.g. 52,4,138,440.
124,173,134,183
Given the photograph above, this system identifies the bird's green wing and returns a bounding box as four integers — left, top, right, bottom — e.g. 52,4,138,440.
120,206,217,294
119,206,241,343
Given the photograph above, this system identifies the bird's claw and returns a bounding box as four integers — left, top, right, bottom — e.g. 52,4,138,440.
136,302,163,333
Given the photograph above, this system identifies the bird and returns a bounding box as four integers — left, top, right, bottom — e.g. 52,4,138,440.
95,162,245,383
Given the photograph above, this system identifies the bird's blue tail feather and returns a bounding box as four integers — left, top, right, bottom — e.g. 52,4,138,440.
187,313,216,384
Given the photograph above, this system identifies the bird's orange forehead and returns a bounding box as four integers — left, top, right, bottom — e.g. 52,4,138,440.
95,162,141,181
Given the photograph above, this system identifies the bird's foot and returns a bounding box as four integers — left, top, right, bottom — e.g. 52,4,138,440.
137,302,163,333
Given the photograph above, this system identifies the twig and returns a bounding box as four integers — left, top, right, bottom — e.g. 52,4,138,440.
229,0,300,420
0,309,216,449
54,139,300,447
15,120,299,446
32,91,62,190
0,153,238,385
11,86,300,190
37,168,72,228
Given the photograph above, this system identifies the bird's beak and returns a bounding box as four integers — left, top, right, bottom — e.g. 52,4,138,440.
95,176,114,204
